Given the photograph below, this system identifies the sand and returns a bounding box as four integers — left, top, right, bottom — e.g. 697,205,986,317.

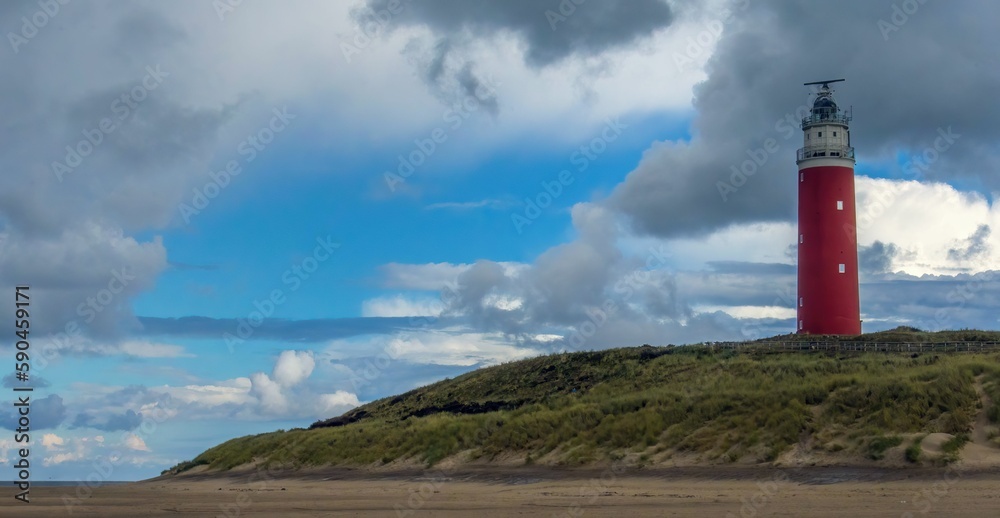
4,466,999,517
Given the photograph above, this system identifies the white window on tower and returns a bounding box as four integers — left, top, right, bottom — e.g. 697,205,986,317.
839,263,846,274
800,172,804,182
799,320,803,330
799,234,803,244
799,297,803,307
837,200,844,210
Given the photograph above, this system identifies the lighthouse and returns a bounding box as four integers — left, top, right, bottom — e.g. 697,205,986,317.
796,79,861,335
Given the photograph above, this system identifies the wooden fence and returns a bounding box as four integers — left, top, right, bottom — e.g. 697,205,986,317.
699,341,1000,353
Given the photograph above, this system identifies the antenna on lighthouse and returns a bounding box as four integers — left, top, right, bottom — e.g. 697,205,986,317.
803,78,845,109
803,78,845,88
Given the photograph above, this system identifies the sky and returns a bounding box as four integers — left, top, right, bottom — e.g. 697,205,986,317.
2,0,999,481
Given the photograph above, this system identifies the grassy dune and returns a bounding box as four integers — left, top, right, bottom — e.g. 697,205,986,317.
166,330,1000,475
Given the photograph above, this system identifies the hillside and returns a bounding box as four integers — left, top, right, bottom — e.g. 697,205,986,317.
165,329,1000,476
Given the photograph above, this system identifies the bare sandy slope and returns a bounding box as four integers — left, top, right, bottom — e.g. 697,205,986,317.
4,466,999,518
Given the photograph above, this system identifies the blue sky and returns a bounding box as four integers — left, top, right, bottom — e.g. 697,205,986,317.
2,0,1000,482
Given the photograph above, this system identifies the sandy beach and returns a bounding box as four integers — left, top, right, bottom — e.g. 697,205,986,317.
5,466,999,517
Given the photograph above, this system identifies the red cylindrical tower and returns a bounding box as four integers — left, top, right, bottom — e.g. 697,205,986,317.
796,80,861,335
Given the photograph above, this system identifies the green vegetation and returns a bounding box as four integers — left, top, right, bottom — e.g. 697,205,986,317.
983,370,1000,424
940,433,971,464
867,435,903,460
164,334,1000,475
905,435,925,463
941,433,970,454
760,327,1000,344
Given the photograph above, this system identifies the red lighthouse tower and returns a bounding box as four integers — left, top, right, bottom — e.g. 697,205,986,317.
796,79,861,335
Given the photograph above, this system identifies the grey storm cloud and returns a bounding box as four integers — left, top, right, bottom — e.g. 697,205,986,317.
677,268,795,310
0,394,67,431
0,2,237,339
359,0,675,113
441,204,628,333
137,315,458,342
706,261,796,276
1,373,51,389
608,0,1000,239
948,224,991,262
432,204,748,347
861,271,1000,331
859,240,900,275
361,0,674,67
71,409,143,432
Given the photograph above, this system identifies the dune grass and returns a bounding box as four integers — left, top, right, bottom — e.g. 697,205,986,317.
165,341,1000,475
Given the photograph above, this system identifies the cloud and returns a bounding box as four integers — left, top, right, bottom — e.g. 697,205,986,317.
0,226,167,338
272,350,315,387
387,331,541,367
378,262,472,291
117,341,193,358
948,225,991,262
440,203,630,332
243,350,361,418
157,378,253,408
0,439,12,464
29,336,193,360
318,391,362,414
44,450,87,467
853,178,997,276
2,373,50,389
362,0,676,68
0,394,67,431
41,433,66,449
606,0,1000,240
424,199,507,210
38,432,147,467
136,316,442,342
72,409,144,432
122,433,151,452
859,241,900,276
362,295,445,317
